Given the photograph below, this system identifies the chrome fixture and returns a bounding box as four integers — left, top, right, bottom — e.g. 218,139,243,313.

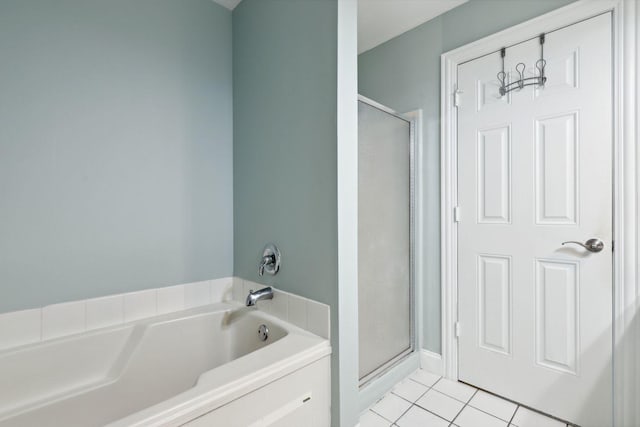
562,238,605,253
258,243,281,276
245,286,274,307
258,324,269,341
497,33,547,96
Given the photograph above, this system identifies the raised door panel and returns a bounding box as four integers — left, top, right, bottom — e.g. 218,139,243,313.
477,77,510,111
535,48,579,98
535,112,578,225
477,126,511,224
535,260,579,375
478,255,512,355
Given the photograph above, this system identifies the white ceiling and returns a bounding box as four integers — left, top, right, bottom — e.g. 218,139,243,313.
212,0,467,54
358,0,467,54
212,0,242,11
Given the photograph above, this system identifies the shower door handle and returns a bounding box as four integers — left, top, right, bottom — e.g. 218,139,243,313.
561,238,604,253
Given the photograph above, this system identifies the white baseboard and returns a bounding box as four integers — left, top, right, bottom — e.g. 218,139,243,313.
419,349,444,376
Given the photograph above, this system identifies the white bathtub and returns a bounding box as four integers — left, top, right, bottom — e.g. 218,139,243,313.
0,302,331,427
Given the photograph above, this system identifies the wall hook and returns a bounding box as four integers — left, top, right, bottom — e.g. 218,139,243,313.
498,33,547,96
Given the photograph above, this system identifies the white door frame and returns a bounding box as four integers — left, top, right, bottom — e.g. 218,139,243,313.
440,1,638,425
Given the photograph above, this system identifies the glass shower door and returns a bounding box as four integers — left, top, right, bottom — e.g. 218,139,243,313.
358,96,413,385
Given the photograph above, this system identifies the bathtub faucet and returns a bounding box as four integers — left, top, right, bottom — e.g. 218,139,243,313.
246,287,274,307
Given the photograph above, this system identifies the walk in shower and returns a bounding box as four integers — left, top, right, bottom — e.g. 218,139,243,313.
358,96,415,386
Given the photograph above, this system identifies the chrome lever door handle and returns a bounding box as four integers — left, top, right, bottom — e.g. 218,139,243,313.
561,238,604,253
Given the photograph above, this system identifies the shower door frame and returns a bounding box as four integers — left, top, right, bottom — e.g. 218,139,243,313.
440,1,638,425
357,95,417,388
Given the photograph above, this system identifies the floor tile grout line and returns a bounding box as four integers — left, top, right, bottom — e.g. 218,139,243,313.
394,391,420,406
426,385,475,405
391,375,441,405
429,385,479,407
394,374,504,426
390,390,414,403
394,378,434,423
450,389,477,425
411,387,431,403
415,404,458,425
410,377,481,421
431,381,520,424
369,408,396,424
473,387,570,426
390,380,432,403
407,376,439,389
365,373,442,425
370,390,422,424
387,376,453,426
515,403,575,426
413,395,464,420
392,402,415,425
507,404,520,426
409,377,485,424
369,371,539,427
369,370,567,427
466,398,518,423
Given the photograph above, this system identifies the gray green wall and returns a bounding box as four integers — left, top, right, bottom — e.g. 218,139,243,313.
358,0,576,354
0,0,233,313
231,0,340,421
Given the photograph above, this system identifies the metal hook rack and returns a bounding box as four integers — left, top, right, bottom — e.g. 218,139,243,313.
497,34,547,96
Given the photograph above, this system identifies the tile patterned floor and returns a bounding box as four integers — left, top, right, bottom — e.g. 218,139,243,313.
360,369,572,427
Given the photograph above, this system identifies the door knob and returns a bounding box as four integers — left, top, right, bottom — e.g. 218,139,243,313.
561,238,604,253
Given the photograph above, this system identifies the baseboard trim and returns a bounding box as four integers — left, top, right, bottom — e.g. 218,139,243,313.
419,349,444,376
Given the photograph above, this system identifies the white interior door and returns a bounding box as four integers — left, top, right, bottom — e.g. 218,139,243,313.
457,13,612,427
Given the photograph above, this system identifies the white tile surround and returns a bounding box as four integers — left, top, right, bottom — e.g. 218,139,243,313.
360,369,573,427
0,278,330,352
237,279,331,340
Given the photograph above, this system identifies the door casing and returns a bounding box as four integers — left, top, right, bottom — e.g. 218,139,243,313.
440,1,639,426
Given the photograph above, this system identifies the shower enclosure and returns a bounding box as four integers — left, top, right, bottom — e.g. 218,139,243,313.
358,96,414,386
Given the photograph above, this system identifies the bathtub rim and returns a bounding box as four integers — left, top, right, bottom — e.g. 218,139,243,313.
0,301,331,427
106,303,331,427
